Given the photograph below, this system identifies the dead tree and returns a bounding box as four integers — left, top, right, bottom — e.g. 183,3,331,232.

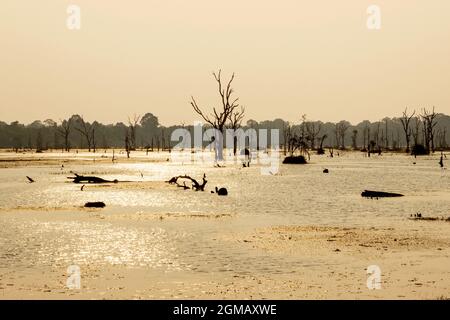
412,116,421,147
420,107,438,153
227,106,245,155
128,114,141,150
75,116,96,152
400,108,415,153
190,70,240,161
57,119,73,152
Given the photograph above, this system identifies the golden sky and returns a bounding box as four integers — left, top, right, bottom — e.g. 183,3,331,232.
1,0,449,125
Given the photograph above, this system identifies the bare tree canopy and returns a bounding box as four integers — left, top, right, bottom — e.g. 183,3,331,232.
75,116,96,152
420,106,438,153
305,121,322,150
57,118,73,152
128,114,141,150
335,120,350,149
227,106,246,156
228,106,245,130
190,70,240,132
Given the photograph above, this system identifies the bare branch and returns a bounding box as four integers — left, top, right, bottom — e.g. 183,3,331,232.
190,70,240,132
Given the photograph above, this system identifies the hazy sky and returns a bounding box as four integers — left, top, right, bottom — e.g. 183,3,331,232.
1,0,450,125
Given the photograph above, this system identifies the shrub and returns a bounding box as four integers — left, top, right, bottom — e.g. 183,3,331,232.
411,144,428,156
282,155,307,164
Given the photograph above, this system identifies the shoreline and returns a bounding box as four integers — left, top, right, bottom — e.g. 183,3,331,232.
0,209,449,300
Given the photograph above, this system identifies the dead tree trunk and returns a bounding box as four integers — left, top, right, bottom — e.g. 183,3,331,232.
400,108,415,153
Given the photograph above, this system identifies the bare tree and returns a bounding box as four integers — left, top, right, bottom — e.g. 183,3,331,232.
287,115,310,159
191,70,239,131
190,70,240,160
335,121,350,149
412,116,421,147
228,106,245,130
75,116,96,152
305,121,322,150
57,118,73,152
420,107,438,153
128,114,141,150
227,106,245,155
400,108,415,153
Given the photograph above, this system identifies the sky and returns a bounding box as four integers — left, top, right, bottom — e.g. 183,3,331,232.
1,0,450,126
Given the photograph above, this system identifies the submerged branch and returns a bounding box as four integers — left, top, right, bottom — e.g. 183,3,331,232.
166,174,207,191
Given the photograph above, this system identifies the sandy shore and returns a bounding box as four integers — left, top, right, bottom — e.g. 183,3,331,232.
0,209,449,300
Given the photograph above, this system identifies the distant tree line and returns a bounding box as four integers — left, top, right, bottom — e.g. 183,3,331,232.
280,107,449,156
0,109,449,154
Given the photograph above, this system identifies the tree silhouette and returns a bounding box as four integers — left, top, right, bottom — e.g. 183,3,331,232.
57,119,72,152
400,108,415,153
190,70,240,160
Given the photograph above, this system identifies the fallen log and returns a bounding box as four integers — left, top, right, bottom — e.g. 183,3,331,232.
361,190,404,198
84,202,106,208
408,215,450,222
166,174,207,191
68,173,118,184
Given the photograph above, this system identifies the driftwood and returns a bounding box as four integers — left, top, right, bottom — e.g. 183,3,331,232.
361,190,404,198
166,174,207,191
84,202,106,208
67,173,118,184
409,213,450,222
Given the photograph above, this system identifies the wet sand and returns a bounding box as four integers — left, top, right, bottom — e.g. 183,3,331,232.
0,151,449,299
1,210,449,300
